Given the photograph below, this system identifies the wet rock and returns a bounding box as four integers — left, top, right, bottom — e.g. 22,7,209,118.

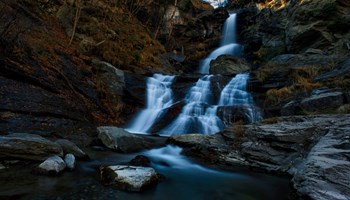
300,90,344,113
129,155,151,167
209,55,250,75
35,155,66,175
97,127,155,153
55,139,89,160
0,133,63,161
64,154,75,170
0,163,5,170
100,165,159,191
217,105,261,125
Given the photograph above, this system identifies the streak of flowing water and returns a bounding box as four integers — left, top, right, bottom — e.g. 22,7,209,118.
199,13,243,74
218,73,262,122
126,74,175,134
160,75,224,136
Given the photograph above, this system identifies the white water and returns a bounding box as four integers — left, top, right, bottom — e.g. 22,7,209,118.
199,13,243,74
218,73,253,105
126,74,175,134
218,73,262,122
160,75,224,136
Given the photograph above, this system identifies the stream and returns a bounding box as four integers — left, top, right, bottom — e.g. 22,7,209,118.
0,145,292,200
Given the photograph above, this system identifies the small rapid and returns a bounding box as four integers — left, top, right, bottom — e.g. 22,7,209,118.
160,75,224,136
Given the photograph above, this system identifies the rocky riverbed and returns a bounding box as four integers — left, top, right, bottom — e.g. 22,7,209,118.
169,114,350,200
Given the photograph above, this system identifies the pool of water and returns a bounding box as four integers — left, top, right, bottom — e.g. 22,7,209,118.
0,146,292,200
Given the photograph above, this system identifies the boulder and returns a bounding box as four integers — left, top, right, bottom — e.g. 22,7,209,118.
97,127,155,153
36,155,66,175
129,155,151,167
100,165,159,191
300,90,344,113
209,55,250,75
55,139,89,160
281,100,301,116
0,133,63,161
64,153,75,170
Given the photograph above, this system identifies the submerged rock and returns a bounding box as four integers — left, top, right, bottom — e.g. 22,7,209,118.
0,133,63,161
100,165,159,191
35,155,66,175
55,139,89,160
97,126,159,153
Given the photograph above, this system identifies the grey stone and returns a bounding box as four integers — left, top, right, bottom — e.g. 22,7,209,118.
209,55,250,75
0,133,63,161
64,154,75,170
97,126,153,153
300,91,344,112
55,139,88,159
37,155,66,175
100,165,159,191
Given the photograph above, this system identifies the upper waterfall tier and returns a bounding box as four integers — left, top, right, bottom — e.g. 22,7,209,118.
199,13,243,74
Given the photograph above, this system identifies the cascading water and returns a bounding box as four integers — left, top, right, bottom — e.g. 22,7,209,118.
199,13,243,74
160,75,224,136
218,73,262,123
126,74,175,134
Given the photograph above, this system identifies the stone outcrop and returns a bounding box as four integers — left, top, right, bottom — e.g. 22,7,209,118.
169,114,350,200
100,165,160,191
0,133,63,161
209,55,250,75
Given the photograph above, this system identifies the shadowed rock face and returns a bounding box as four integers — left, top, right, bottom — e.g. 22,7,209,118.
169,114,350,200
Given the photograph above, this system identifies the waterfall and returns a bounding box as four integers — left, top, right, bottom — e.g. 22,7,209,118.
126,74,175,134
199,13,243,74
160,75,224,136
218,73,262,123
218,73,253,106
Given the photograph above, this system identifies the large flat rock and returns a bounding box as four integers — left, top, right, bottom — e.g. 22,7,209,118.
0,133,63,161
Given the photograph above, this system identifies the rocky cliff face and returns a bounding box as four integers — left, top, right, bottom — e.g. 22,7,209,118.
230,0,350,117
0,0,177,140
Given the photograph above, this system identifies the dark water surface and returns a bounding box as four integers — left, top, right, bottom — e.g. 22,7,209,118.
0,146,292,200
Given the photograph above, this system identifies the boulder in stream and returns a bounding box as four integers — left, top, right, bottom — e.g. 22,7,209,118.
0,133,63,161
100,165,160,191
34,155,66,175
97,126,163,153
